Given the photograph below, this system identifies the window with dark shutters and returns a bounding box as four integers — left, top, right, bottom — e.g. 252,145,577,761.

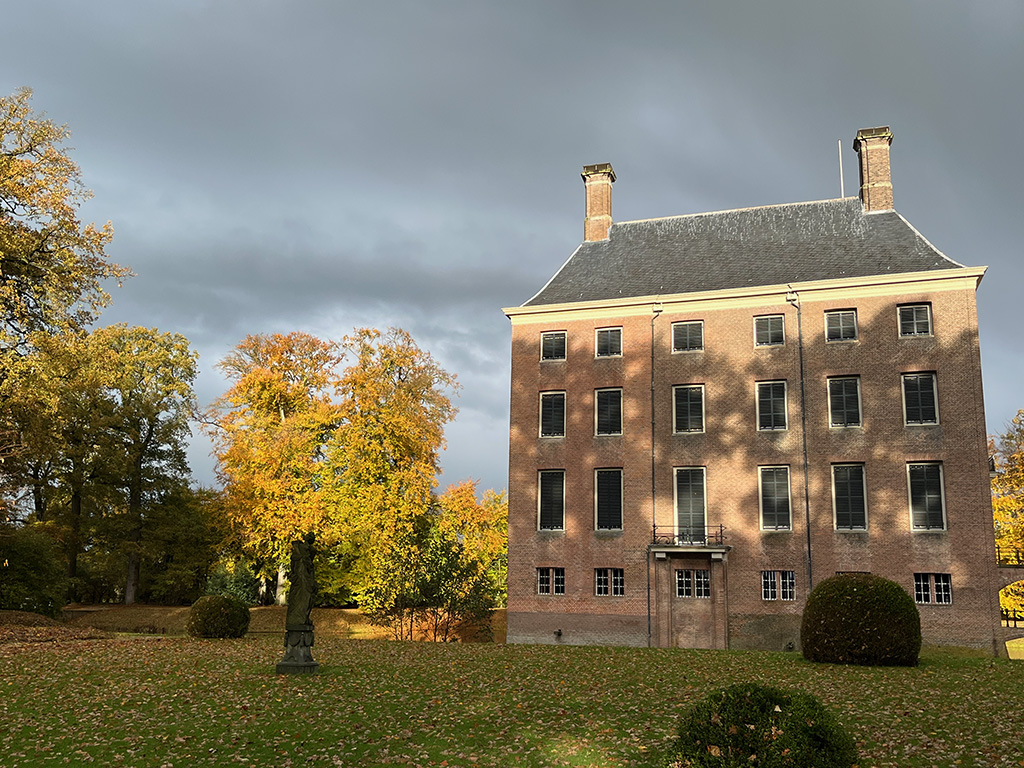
825,310,858,341
833,464,866,530
903,373,938,424
673,385,704,433
595,389,622,435
757,381,787,430
899,304,932,337
539,392,565,437
675,467,706,543
538,470,564,530
672,321,704,352
595,328,622,357
541,331,566,360
760,466,791,530
754,315,785,346
828,377,861,427
909,463,945,530
595,469,623,530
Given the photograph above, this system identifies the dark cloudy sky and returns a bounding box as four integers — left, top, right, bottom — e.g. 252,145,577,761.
3,2,1021,493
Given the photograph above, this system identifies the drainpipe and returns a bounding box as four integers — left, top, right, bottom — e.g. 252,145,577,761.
786,288,814,590
647,303,663,648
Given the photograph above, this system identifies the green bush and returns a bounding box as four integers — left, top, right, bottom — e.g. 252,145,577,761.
666,683,857,768
0,524,68,618
186,595,251,638
801,573,921,666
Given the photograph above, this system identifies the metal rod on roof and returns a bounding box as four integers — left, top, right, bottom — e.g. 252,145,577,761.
838,139,845,198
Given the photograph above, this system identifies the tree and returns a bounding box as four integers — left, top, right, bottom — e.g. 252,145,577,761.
205,332,344,590
992,410,1024,611
0,88,129,394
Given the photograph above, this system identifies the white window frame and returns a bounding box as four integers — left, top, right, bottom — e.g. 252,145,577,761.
902,372,939,426
537,567,566,596
827,376,862,428
673,466,708,544
675,569,711,599
595,567,625,597
759,465,792,531
594,327,623,358
539,391,566,438
756,380,788,431
825,309,858,342
831,463,868,531
537,470,565,531
762,570,796,601
907,462,947,531
672,320,705,353
594,468,623,531
540,331,567,361
898,304,933,337
594,387,623,436
754,314,785,347
914,572,952,605
672,384,706,434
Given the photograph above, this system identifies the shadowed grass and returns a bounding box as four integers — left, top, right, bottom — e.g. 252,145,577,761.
2,634,1022,767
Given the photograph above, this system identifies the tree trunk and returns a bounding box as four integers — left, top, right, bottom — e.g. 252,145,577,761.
275,565,287,605
123,454,144,605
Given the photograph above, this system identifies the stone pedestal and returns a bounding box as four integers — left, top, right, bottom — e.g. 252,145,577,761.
276,623,319,674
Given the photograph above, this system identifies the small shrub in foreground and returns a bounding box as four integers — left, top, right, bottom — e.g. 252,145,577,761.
186,595,250,638
666,682,857,768
801,573,921,666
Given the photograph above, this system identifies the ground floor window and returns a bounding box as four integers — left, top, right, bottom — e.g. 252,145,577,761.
676,569,711,598
762,570,795,601
914,573,952,605
537,567,565,595
596,567,625,596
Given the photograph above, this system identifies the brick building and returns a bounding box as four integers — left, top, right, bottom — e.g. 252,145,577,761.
503,127,1005,655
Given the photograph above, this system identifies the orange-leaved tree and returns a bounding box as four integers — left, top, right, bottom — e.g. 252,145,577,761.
205,332,344,583
993,410,1024,612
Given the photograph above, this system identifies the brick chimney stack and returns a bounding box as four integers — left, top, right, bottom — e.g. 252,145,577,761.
582,163,616,241
853,127,894,212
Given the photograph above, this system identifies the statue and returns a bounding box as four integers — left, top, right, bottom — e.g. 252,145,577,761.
276,532,319,674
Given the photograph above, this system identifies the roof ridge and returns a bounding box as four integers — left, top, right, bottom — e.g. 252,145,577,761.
614,196,859,228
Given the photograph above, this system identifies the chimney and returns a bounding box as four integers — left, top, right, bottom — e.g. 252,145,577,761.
853,126,894,212
582,163,616,241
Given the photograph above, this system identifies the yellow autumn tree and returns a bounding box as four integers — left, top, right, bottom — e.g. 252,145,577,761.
205,333,344,577
992,410,1024,612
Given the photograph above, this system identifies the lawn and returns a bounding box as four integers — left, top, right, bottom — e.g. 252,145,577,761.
2,632,1023,768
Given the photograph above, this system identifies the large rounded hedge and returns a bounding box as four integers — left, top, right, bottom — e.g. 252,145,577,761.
801,573,920,666
666,682,857,768
186,595,251,638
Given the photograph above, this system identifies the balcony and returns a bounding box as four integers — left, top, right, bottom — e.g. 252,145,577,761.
651,525,727,549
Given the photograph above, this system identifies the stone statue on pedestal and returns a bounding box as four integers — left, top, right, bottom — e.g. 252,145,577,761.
276,531,319,674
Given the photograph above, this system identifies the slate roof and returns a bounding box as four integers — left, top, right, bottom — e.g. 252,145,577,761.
524,197,965,306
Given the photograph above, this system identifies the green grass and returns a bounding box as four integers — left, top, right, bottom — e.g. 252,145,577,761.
2,636,1022,767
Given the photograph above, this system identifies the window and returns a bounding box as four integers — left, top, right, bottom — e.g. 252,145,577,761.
537,567,565,595
541,331,566,361
675,467,707,543
676,569,711,598
832,464,867,530
899,304,932,337
914,573,952,605
825,310,858,342
760,466,791,530
673,385,705,433
908,463,945,530
762,570,796,601
757,381,787,430
595,568,625,597
539,392,565,438
903,373,938,425
595,388,622,435
828,377,861,427
595,469,623,530
595,327,622,357
754,315,785,346
538,470,565,530
672,321,704,352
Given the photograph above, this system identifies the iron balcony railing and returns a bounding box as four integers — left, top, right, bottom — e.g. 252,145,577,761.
652,525,727,548
996,546,1024,567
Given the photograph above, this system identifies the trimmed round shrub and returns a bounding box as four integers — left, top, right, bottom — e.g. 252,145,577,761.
186,595,250,638
667,683,857,768
801,573,920,666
